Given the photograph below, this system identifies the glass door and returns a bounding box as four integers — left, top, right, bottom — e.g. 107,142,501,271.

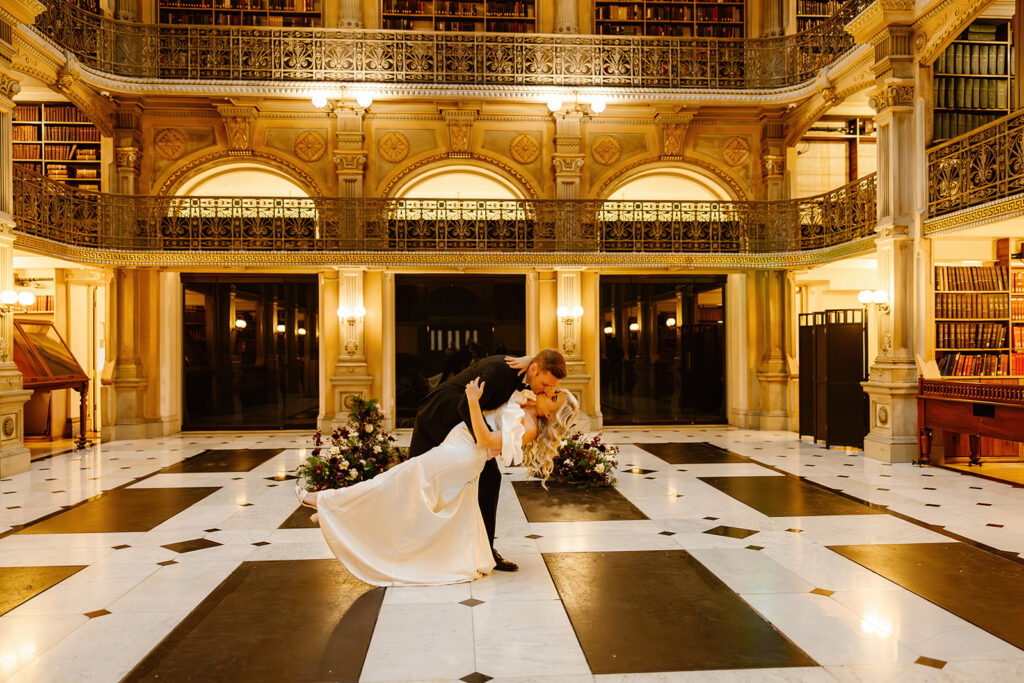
182,275,318,430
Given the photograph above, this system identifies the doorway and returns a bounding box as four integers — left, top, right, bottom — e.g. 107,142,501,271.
600,276,727,424
394,275,526,427
181,275,319,430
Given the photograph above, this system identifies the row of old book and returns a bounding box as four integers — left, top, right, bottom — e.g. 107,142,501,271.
936,321,1008,349
934,77,1008,110
938,352,1009,377
935,292,1009,319
934,265,1008,292
935,42,1010,76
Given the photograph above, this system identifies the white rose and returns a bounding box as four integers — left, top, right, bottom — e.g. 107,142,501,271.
348,468,358,478
373,444,382,453
339,459,348,468
359,459,366,465
330,446,340,455
563,458,572,466
595,463,605,474
364,423,374,433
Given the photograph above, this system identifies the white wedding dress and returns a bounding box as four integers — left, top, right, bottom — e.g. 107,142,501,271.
316,393,528,587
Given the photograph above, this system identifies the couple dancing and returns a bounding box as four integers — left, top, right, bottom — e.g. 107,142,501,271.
296,349,578,586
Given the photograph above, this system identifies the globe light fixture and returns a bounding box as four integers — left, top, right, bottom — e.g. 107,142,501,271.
276,323,286,333
603,325,614,335
356,93,374,109
234,318,247,329
311,92,329,109
547,96,563,112
297,327,307,336
590,98,607,114
17,291,35,307
665,316,676,327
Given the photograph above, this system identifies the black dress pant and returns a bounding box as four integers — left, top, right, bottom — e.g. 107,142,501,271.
408,417,501,549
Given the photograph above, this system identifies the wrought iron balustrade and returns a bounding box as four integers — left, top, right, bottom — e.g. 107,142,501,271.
32,0,868,89
928,108,1024,218
12,166,876,256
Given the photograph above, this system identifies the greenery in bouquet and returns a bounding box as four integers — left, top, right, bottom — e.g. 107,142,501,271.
550,432,618,488
296,396,407,491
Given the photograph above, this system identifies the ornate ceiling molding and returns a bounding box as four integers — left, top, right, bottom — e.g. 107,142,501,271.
924,192,1024,237
915,0,989,66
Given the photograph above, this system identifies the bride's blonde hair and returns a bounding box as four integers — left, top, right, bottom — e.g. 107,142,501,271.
523,390,579,486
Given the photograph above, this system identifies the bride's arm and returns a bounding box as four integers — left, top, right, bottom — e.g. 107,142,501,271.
465,378,502,450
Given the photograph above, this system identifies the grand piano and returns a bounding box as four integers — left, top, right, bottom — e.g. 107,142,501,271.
11,318,91,449
917,378,1024,466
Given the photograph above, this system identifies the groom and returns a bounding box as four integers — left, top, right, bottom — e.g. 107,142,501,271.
409,349,567,572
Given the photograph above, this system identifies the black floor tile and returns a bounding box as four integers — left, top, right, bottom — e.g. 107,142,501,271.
512,481,648,522
545,550,817,673
278,506,319,529
699,476,883,517
17,488,220,534
636,442,751,465
124,559,383,682
0,565,87,616
829,542,1024,651
161,449,284,473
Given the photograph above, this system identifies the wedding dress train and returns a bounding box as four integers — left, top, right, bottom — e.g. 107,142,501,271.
315,393,527,587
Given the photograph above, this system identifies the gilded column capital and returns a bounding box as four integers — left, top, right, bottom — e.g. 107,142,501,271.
115,146,142,176
333,151,367,173
761,151,785,178
0,69,20,108
552,155,585,175
868,82,915,113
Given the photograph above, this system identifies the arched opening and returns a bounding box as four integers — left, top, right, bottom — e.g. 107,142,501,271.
393,163,525,199
605,167,735,201
174,162,320,431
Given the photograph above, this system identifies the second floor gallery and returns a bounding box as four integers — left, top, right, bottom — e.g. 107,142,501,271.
0,0,1023,478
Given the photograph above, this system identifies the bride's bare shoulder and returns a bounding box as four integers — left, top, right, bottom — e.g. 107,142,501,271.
523,411,539,443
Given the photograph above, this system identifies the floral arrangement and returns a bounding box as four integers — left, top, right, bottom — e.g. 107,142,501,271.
296,396,407,491
550,432,618,488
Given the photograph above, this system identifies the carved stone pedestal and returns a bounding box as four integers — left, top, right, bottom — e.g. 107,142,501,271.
862,359,919,463
329,361,374,428
0,368,32,477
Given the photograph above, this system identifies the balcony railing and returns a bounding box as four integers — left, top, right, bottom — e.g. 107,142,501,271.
32,0,869,89
13,166,876,255
928,108,1024,219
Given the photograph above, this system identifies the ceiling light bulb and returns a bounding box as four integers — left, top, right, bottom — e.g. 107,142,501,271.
356,94,374,108
17,291,35,307
547,96,563,112
311,93,329,108
590,98,607,113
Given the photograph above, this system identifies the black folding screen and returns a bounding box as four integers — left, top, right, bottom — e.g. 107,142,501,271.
799,309,868,448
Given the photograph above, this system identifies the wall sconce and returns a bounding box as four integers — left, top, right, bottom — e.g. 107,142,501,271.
590,97,607,114
337,303,366,354
338,303,366,322
355,93,374,109
0,290,36,308
557,305,584,319
603,324,614,335
276,323,286,333
665,316,677,328
311,92,329,109
858,289,889,314
628,321,640,332
297,327,307,336
547,96,563,112
234,318,247,329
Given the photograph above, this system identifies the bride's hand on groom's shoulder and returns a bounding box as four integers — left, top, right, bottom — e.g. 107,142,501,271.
465,377,485,401
505,354,532,370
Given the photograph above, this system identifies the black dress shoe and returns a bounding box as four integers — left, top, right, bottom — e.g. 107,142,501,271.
492,550,519,572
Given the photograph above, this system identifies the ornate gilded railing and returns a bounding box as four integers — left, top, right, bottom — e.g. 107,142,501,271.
32,0,869,89
12,166,876,255
919,378,1024,406
927,108,1024,218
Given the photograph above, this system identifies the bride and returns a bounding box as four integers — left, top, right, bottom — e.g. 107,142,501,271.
296,377,578,586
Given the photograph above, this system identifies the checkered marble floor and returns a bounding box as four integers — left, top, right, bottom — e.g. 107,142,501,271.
1,427,1023,681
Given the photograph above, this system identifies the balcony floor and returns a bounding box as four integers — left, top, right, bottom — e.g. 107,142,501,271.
1,428,1023,680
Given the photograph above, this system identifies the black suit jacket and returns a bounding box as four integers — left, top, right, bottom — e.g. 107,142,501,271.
413,355,525,450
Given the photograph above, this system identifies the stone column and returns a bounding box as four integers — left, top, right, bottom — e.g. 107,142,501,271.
761,0,783,37
525,271,540,354
554,0,578,33
337,0,364,27
0,62,32,475
115,0,139,21
108,268,149,439
556,270,593,429
855,22,920,463
333,104,367,199
380,271,396,431
330,268,373,425
755,114,791,431
552,108,585,201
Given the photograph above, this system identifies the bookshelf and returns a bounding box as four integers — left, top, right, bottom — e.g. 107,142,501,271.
381,0,535,32
932,18,1015,143
157,0,323,27
933,264,1011,377
796,0,840,32
13,103,103,192
594,0,744,38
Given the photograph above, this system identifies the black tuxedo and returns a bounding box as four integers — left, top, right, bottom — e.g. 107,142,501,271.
408,355,524,547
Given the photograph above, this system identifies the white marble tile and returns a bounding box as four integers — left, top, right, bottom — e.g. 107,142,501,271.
743,592,922,666
824,662,948,682
381,582,472,606
534,533,681,554
471,552,559,602
595,668,834,682
7,611,183,683
473,600,591,678
7,561,159,616
359,602,475,681
761,543,904,593
0,614,87,679
687,548,815,594
105,560,239,614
